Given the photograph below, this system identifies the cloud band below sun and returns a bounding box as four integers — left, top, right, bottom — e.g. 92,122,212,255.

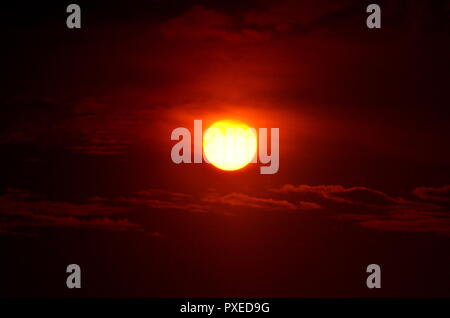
1,184,450,237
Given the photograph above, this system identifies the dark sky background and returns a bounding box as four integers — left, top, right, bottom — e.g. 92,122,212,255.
1,0,450,297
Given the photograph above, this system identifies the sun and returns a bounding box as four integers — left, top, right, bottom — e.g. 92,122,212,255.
203,120,257,171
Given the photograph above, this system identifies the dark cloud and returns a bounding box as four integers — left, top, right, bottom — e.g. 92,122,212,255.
0,188,141,236
271,184,450,235
116,189,208,213
413,185,450,202
203,192,297,210
3,183,450,236
271,184,421,207
0,188,130,217
298,201,322,210
358,214,450,234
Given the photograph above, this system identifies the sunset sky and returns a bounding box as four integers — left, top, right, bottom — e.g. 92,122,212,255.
1,0,450,297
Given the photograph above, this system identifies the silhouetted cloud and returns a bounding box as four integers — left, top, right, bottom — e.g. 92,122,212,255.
161,5,272,42
271,184,450,235
298,201,323,210
2,184,450,236
413,185,450,202
0,188,141,236
116,189,208,213
203,192,296,210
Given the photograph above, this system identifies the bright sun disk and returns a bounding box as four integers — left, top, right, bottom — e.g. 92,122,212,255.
203,120,257,171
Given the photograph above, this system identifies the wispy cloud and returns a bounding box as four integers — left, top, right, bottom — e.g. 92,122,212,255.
271,184,450,235
203,192,297,210
116,189,208,213
413,185,450,202
0,188,141,236
2,184,450,237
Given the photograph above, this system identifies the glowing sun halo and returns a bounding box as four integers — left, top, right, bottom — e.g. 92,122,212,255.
203,120,257,171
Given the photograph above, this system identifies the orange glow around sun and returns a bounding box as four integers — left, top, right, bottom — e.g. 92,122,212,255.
203,120,257,171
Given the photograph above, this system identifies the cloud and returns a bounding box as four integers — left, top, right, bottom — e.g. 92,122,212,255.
160,1,361,43
0,96,154,156
148,231,165,238
161,5,271,42
116,189,208,213
196,185,450,235
271,184,450,235
0,187,209,236
0,188,130,217
413,185,450,202
298,201,323,210
243,0,355,33
21,215,140,231
271,184,431,208
203,192,296,210
358,215,450,235
2,184,450,237
0,188,141,236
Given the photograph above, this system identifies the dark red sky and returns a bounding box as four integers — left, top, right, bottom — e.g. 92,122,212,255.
1,0,450,297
